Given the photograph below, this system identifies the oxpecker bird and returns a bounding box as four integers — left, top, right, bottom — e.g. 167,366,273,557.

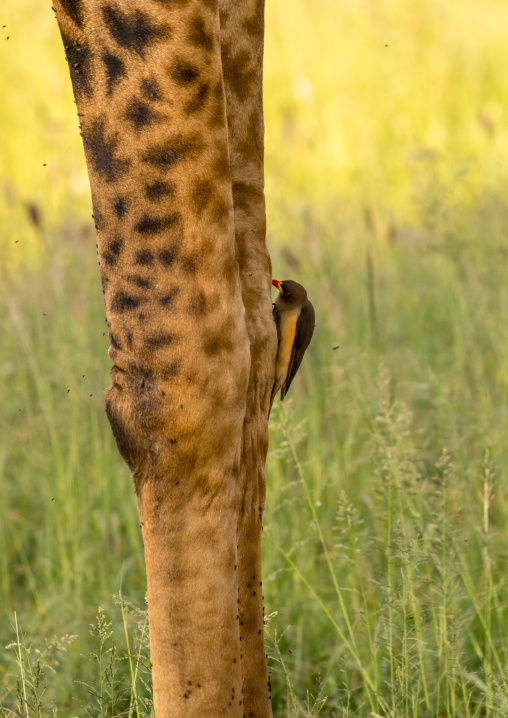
270,279,315,416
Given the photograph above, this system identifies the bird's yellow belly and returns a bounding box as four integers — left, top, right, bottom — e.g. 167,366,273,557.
274,311,298,391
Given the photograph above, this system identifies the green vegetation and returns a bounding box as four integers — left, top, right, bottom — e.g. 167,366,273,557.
2,0,508,715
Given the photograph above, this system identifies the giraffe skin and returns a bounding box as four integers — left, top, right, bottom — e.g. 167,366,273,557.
219,2,276,714
52,0,276,716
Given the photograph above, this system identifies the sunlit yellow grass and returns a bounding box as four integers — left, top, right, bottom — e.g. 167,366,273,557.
264,0,508,219
2,0,508,268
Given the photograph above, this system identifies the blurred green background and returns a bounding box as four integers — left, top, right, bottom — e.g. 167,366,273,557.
2,0,508,715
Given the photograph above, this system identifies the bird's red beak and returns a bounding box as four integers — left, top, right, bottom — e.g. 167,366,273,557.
272,279,283,293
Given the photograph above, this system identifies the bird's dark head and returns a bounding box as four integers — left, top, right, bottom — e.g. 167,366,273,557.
272,279,308,308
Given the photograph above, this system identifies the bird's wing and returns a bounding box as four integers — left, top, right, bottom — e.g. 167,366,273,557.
280,300,315,401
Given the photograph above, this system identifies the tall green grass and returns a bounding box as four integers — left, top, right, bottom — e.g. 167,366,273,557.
3,0,508,715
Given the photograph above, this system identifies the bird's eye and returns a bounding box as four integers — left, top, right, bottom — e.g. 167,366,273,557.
285,291,291,296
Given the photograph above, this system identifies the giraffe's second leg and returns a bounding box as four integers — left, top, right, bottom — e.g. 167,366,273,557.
54,0,252,715
220,1,277,715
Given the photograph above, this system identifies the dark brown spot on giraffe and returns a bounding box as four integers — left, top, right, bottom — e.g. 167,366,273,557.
212,152,230,180
127,275,151,289
221,47,256,102
59,0,85,28
203,331,234,356
62,33,92,100
187,15,213,51
185,82,210,115
232,181,263,212
161,362,180,379
244,5,264,38
151,0,191,6
159,248,176,267
102,52,126,95
102,235,123,267
110,237,123,255
135,249,155,266
142,135,204,169
219,7,230,26
191,179,213,215
102,253,116,268
128,360,153,379
160,288,179,307
135,213,181,235
145,179,175,202
141,77,163,101
124,98,159,129
189,288,209,315
114,196,128,219
111,291,141,312
102,5,171,58
170,57,200,85
181,253,198,274
83,118,131,182
236,108,263,161
145,332,173,349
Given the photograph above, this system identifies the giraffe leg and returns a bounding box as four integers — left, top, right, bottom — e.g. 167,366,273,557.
220,2,277,715
53,0,253,715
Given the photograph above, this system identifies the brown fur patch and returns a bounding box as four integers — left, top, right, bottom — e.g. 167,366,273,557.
191,179,213,214
145,180,175,201
151,0,191,6
114,196,129,219
161,362,180,379
244,5,264,38
159,288,179,307
141,77,163,100
188,15,213,51
102,237,124,266
145,332,173,348
135,213,181,234
111,291,142,312
124,98,161,129
127,274,151,289
59,0,85,27
185,82,210,115
101,5,172,58
62,32,93,100
142,134,204,169
159,248,178,267
212,152,230,180
102,52,126,95
83,118,131,182
135,249,155,266
220,47,256,102
202,329,234,356
188,288,209,315
170,57,200,85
